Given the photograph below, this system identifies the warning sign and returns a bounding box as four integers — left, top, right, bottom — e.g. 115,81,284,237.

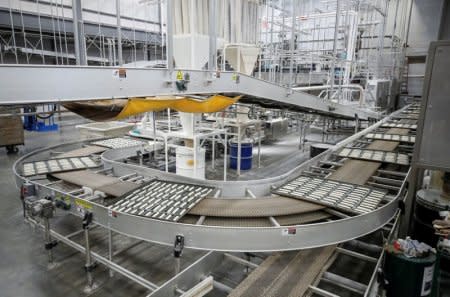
281,227,297,236
112,68,127,79
75,198,92,210
176,70,183,80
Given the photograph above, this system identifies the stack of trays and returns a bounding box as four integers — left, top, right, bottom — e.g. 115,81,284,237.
111,180,214,222
337,148,410,165
273,175,386,214
22,157,99,177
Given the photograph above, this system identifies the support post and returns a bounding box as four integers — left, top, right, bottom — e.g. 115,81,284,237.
173,235,184,275
108,227,114,277
289,0,296,90
224,133,227,181
115,0,122,66
208,0,217,72
72,0,87,65
166,0,174,73
44,216,57,269
329,0,341,99
82,212,97,293
237,125,241,176
257,121,261,168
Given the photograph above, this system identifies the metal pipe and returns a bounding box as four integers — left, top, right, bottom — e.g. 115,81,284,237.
196,216,206,225
324,208,349,219
336,247,378,263
329,0,341,98
348,240,382,253
224,253,259,269
371,176,403,186
322,271,367,294
72,0,86,65
269,216,280,227
115,0,122,66
44,217,54,265
288,1,296,89
84,226,95,291
367,182,401,191
166,0,174,73
208,0,216,72
309,286,340,297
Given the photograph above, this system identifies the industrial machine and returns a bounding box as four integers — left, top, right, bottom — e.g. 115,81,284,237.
12,99,419,296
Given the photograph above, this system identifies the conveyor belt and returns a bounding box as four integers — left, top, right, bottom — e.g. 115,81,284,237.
273,175,386,214
111,180,214,222
22,157,100,177
365,133,415,143
52,170,140,197
337,148,409,165
228,245,336,297
328,128,409,185
381,122,417,129
91,137,147,149
58,145,107,158
180,211,331,227
188,196,324,217
230,126,412,297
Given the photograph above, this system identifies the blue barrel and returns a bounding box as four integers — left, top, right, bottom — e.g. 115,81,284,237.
230,142,253,170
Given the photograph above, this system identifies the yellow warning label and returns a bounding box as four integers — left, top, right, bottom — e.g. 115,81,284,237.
75,198,93,210
176,70,183,81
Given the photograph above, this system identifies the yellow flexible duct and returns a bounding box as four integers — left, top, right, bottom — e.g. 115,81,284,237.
115,95,240,119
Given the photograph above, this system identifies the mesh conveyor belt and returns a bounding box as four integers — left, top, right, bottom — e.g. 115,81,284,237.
58,145,107,158
230,123,413,296
180,211,331,227
188,196,325,217
52,170,140,197
228,245,336,297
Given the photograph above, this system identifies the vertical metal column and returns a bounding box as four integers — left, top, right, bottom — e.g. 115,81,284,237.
108,227,114,277
329,0,341,99
72,0,87,65
115,0,122,66
237,125,241,176
208,0,217,71
84,226,95,292
289,0,297,90
44,217,55,268
166,0,174,73
82,212,97,293
223,133,227,181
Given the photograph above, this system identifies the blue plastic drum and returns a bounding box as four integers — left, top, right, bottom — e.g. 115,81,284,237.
230,142,253,170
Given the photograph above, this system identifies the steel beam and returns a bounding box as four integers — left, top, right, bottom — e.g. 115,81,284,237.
72,0,86,65
0,65,378,120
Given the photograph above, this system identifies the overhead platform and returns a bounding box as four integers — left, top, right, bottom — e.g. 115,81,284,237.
0,65,378,120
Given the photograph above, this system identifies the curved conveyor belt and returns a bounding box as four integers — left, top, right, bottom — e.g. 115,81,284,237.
13,105,417,251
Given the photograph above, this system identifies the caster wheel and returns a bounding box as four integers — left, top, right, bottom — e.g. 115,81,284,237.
6,145,19,154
